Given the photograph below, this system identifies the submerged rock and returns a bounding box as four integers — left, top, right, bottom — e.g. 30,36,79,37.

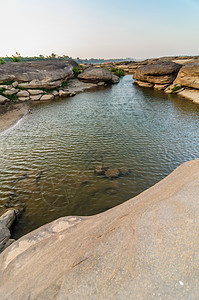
94,165,106,176
1,159,199,299
105,168,120,179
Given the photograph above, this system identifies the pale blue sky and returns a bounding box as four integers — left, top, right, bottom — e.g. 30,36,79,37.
0,0,199,59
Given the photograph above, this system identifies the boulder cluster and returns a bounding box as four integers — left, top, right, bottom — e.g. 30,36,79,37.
133,60,199,104
0,61,120,106
94,165,130,179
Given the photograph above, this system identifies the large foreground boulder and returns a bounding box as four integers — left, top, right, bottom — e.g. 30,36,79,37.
133,61,182,85
175,62,199,89
0,60,78,89
78,67,119,84
0,159,199,299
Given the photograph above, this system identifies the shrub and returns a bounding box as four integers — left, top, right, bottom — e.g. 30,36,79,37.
171,84,181,93
11,52,21,62
72,66,82,77
61,80,68,88
0,58,5,64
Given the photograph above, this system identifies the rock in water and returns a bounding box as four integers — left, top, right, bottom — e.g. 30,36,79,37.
133,61,182,85
105,168,120,179
0,159,199,299
94,165,106,176
0,209,17,253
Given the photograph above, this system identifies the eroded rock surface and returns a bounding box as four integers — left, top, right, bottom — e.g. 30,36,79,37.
78,67,119,84
133,61,182,85
175,62,199,89
0,60,77,89
0,159,199,299
0,210,17,253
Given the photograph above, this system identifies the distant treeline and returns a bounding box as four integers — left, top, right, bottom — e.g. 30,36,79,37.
1,53,134,64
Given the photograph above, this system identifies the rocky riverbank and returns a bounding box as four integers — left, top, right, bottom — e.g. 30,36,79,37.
0,60,119,132
0,159,199,299
132,57,199,104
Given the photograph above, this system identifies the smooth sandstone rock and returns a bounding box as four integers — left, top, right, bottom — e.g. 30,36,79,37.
3,88,18,95
178,88,199,104
30,94,42,101
0,159,199,299
40,94,54,101
12,81,18,88
0,60,78,89
135,80,154,88
133,61,182,84
59,89,70,97
0,95,8,104
154,83,169,90
0,209,16,253
28,89,44,95
175,62,199,89
78,67,119,84
16,90,29,97
18,96,30,102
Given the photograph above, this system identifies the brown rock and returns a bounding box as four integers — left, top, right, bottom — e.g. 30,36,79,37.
94,165,106,176
135,80,153,88
154,84,169,90
105,168,120,178
0,160,199,299
0,95,8,104
17,90,29,97
78,67,119,84
175,62,199,89
28,89,44,95
40,94,54,101
30,94,42,101
133,61,182,85
3,88,19,96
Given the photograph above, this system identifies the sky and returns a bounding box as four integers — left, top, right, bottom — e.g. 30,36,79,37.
0,0,199,59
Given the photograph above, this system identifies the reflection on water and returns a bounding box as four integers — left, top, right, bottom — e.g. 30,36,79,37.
0,75,199,239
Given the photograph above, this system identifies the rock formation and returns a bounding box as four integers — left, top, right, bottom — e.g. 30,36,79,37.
0,210,17,253
78,67,119,84
133,61,182,87
175,62,199,89
0,159,198,299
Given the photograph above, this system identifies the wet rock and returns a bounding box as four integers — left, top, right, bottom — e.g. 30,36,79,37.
105,169,120,179
119,167,131,176
94,165,106,176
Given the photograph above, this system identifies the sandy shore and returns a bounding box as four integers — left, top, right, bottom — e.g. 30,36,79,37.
0,103,27,133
